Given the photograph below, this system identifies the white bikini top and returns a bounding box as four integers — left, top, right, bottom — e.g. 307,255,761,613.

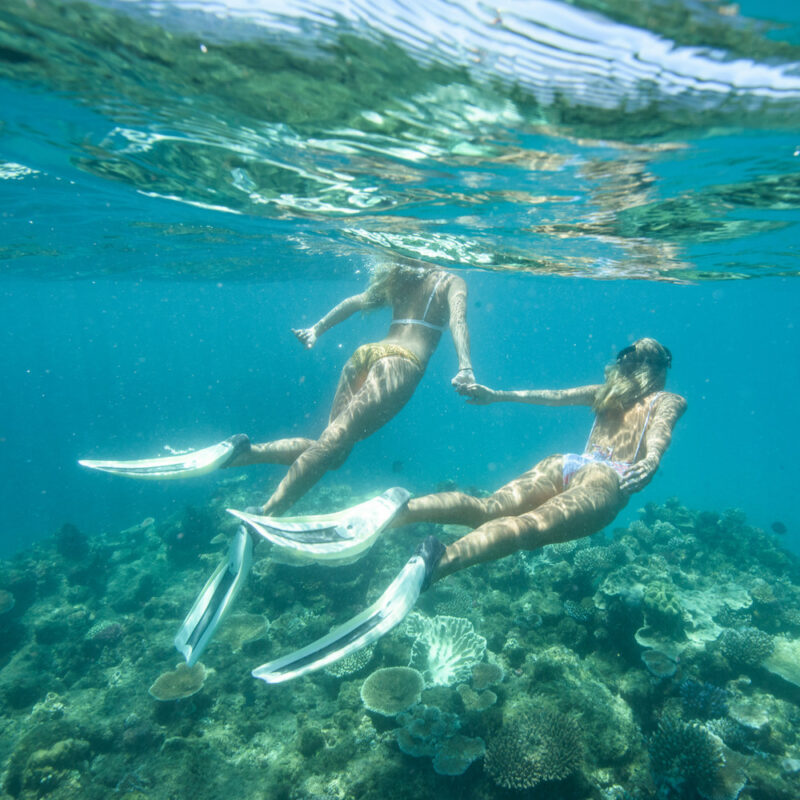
585,391,664,463
391,272,447,332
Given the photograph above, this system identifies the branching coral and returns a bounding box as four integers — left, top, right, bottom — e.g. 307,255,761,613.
718,627,774,667
679,680,729,720
648,715,723,798
484,709,582,790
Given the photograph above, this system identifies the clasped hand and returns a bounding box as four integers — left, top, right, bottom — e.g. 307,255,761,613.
451,368,476,392
619,456,658,493
454,379,496,405
292,327,317,349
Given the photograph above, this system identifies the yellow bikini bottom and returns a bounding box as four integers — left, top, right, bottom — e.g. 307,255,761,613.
349,342,422,380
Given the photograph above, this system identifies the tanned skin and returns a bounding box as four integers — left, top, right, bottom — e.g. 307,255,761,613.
397,338,686,582
229,269,474,515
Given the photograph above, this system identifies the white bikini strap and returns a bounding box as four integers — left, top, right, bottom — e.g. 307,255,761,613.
631,392,664,462
421,272,447,322
585,391,664,460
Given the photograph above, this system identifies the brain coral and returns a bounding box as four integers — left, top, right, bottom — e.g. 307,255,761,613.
148,662,207,701
484,709,582,790
471,661,504,691
360,667,423,716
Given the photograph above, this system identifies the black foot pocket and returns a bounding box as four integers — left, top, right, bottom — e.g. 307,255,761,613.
415,535,446,591
223,434,251,465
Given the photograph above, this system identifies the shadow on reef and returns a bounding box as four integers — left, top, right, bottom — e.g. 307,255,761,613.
1,489,800,800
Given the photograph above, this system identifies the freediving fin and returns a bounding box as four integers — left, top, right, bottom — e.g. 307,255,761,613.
174,525,254,666
252,549,427,683
227,487,410,566
79,434,249,480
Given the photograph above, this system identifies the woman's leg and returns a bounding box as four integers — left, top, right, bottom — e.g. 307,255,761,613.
400,455,564,528
434,463,627,581
259,356,423,515
221,359,366,470
226,438,315,467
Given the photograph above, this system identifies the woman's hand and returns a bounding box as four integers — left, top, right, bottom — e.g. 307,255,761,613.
451,367,475,391
460,382,498,405
292,327,317,349
619,455,659,493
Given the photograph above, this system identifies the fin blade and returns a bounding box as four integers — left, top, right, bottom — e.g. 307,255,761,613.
174,526,253,665
252,554,424,683
227,488,410,563
79,439,237,480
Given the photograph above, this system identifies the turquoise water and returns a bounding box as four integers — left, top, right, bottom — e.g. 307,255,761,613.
1,1,800,798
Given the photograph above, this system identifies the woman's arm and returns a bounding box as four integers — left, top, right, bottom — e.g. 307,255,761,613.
293,292,371,349
446,275,475,388
619,393,687,492
464,383,602,406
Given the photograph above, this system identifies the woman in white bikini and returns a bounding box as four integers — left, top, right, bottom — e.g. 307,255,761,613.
400,337,686,582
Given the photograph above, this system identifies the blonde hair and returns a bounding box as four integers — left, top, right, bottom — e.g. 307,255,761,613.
593,338,670,414
363,257,431,309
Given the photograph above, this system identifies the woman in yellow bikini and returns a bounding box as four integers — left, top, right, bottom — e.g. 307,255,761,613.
81,260,474,517
226,260,475,514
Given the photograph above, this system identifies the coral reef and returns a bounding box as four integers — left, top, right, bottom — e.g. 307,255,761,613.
641,649,678,678
148,663,208,701
405,613,486,686
394,703,484,775
470,661,503,690
1,489,799,800
431,734,485,776
484,708,582,789
360,667,424,716
648,715,723,798
679,679,729,720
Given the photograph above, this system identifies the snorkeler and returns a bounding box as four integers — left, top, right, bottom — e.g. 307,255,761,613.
250,337,686,681
397,337,685,580
80,259,475,516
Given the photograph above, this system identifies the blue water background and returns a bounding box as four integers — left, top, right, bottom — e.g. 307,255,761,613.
1,0,800,557
1,271,797,556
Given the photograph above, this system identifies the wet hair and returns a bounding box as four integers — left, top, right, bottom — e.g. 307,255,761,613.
593,338,670,413
616,338,672,370
363,257,432,309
